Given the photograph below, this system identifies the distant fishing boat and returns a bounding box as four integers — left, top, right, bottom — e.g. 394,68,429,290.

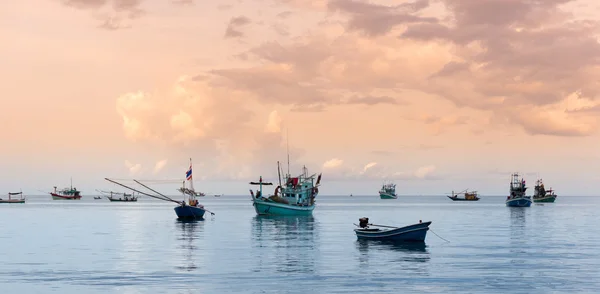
0,191,25,204
97,190,138,202
379,182,397,199
105,159,214,220
354,217,431,242
93,196,102,200
50,179,82,200
249,162,321,216
447,189,480,201
533,179,557,203
506,173,532,207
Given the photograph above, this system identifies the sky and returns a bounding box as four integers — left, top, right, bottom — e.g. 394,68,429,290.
1,0,600,196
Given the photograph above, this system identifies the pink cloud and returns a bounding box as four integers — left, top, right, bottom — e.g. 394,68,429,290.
225,16,252,39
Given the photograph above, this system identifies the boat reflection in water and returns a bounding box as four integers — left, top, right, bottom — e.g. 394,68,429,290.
509,207,527,258
251,215,317,274
356,240,430,261
174,219,205,272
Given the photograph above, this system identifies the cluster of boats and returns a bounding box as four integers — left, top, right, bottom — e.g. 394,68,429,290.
504,173,558,207
376,172,558,207
1,161,559,244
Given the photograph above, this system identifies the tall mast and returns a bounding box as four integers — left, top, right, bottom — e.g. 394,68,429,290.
277,161,282,187
70,177,72,189
189,158,194,192
286,128,290,177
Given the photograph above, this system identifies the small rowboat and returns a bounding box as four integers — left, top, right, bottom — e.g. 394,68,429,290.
354,217,431,242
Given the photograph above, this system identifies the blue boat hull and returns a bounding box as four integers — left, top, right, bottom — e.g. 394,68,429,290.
354,221,431,242
174,205,206,220
253,200,314,216
506,197,532,207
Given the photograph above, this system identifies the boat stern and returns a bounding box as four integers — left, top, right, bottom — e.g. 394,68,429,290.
174,205,206,220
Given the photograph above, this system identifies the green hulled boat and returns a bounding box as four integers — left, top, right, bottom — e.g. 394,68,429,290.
379,182,397,199
533,179,557,203
250,162,321,216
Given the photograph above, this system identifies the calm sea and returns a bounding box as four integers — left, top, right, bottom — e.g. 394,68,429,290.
1,195,599,293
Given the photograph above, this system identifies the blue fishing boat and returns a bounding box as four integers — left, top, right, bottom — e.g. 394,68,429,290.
105,158,214,220
354,217,431,242
249,162,322,216
174,158,211,220
506,173,532,207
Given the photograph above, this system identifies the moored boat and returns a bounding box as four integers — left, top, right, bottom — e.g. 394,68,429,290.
97,190,138,202
533,179,557,203
447,189,480,201
105,160,214,221
250,162,321,216
379,182,397,199
173,158,211,220
354,217,431,242
506,173,532,207
50,180,82,200
0,191,26,204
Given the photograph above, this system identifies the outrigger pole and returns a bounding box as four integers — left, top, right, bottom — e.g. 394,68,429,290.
134,179,215,216
105,178,179,204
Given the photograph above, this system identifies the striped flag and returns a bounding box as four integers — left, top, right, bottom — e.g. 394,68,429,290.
186,164,192,180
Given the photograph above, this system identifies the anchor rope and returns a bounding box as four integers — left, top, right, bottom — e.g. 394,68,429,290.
430,229,450,243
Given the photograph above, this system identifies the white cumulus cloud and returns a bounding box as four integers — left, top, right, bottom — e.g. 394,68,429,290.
153,159,168,174
414,165,436,179
265,110,283,133
125,160,142,175
323,158,343,169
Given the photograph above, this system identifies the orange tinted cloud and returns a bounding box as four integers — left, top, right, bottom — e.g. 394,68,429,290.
1,0,599,194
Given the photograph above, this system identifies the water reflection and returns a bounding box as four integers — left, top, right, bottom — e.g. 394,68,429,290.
356,240,430,263
251,215,317,274
509,207,527,266
113,209,145,273
509,207,526,240
174,220,204,271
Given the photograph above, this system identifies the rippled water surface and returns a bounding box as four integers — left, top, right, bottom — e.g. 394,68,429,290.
1,195,599,293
